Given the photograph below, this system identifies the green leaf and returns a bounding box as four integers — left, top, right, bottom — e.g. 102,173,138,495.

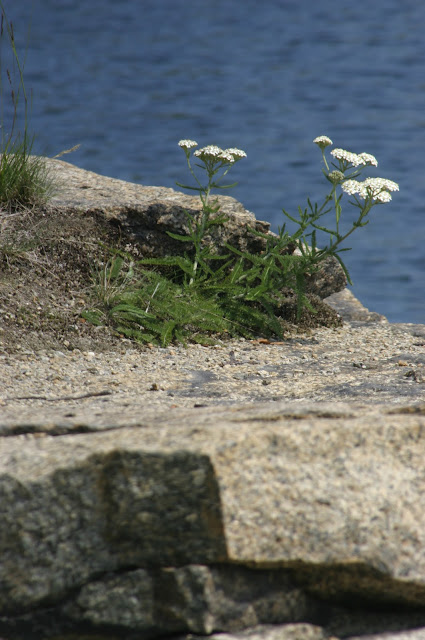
166,231,193,242
108,256,124,280
211,181,238,190
175,181,201,191
206,215,229,226
160,320,177,346
81,310,103,326
333,252,353,285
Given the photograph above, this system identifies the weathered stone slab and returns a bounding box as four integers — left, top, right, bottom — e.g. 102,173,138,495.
2,402,425,639
1,161,424,639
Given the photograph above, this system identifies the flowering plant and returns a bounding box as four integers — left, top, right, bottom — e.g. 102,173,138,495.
158,136,399,329
99,136,398,346
282,136,400,285
174,140,247,285
173,136,398,303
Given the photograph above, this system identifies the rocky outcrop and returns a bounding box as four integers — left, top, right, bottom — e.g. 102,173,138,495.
44,158,346,299
2,400,425,639
1,163,424,640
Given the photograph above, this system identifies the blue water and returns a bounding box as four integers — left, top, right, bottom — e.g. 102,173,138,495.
3,0,425,323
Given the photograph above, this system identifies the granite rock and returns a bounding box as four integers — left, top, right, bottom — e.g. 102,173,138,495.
1,162,424,639
2,402,425,638
61,565,310,636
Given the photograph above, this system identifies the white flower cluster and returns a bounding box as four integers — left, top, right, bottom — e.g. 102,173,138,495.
357,152,378,167
342,177,399,202
365,177,399,192
178,139,198,149
225,147,247,160
331,148,378,167
194,144,222,158
313,135,333,148
214,149,236,163
194,145,246,164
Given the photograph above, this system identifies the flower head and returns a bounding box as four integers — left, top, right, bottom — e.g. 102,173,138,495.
363,177,399,202
331,148,365,167
341,177,399,202
178,139,198,149
341,179,363,195
193,145,245,165
372,190,392,203
194,145,223,161
328,170,345,184
358,152,378,167
224,147,247,160
218,150,236,163
313,136,333,149
364,177,399,192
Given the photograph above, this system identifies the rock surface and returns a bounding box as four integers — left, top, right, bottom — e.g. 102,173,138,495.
1,163,425,640
0,289,423,428
1,292,425,639
2,402,425,639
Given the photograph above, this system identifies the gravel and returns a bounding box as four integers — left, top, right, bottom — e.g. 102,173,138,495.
1,290,424,433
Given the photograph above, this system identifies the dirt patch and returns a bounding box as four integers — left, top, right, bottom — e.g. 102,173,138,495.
0,206,139,353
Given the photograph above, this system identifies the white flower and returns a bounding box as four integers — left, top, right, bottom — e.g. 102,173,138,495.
363,178,399,202
193,145,245,164
373,190,392,203
194,145,223,160
218,151,235,163
358,152,378,167
224,147,247,159
331,148,365,167
363,177,399,192
342,177,399,202
178,139,198,149
313,135,333,148
341,179,363,195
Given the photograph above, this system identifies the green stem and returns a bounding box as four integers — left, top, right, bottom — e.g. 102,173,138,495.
315,200,374,263
321,149,330,172
188,176,212,286
333,187,341,234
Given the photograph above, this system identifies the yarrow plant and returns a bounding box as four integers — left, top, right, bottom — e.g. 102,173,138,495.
86,135,399,346
153,135,398,337
176,135,399,295
294,136,400,283
172,140,247,285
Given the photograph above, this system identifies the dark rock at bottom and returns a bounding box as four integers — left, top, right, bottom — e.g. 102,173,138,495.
2,564,425,640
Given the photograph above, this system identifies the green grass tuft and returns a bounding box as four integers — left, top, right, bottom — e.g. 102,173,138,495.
0,2,55,210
